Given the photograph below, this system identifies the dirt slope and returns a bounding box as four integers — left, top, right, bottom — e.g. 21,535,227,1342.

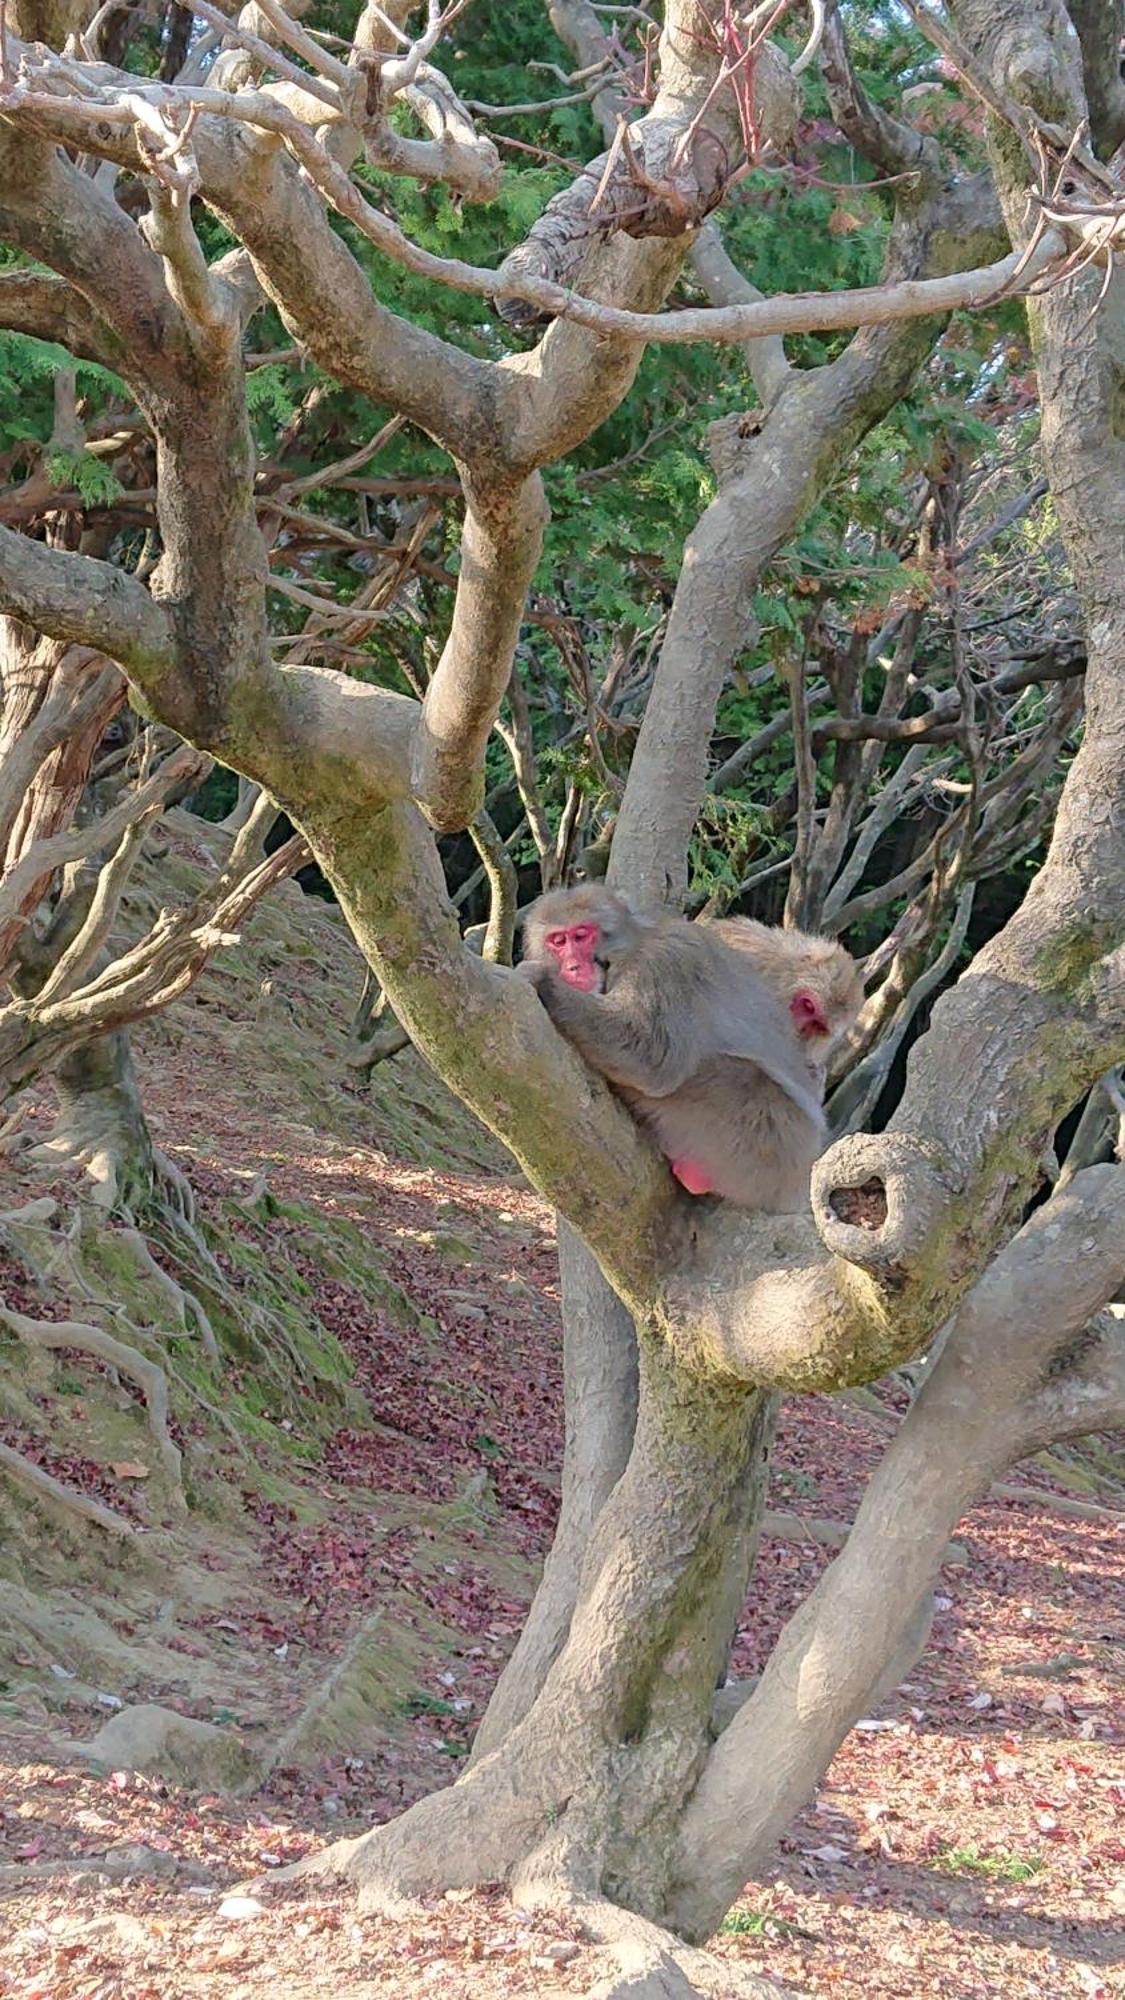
0,814,1122,2000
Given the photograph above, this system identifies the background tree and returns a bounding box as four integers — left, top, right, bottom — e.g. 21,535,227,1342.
0,0,1123,1994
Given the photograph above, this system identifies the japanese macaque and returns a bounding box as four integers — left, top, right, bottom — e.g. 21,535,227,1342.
519,887,861,1213
706,915,864,1086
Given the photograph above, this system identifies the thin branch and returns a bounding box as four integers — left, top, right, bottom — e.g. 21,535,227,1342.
0,48,1072,349
819,1,940,186
0,272,123,368
0,745,209,937
468,809,518,965
827,886,976,1135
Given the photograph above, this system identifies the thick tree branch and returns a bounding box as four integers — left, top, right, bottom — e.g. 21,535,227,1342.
610,170,1008,909
411,479,548,831
819,2,943,187
687,223,792,410
278,791,675,1306
0,271,124,368
0,527,173,679
742,0,1125,1381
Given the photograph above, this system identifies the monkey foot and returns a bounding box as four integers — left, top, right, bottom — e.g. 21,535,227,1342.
671,1157,714,1196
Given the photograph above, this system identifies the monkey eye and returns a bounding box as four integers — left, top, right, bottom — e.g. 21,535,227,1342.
570,925,595,943
546,931,569,949
793,990,825,1026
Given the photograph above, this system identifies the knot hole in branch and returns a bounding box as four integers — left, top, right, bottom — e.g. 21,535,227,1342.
828,1177,888,1231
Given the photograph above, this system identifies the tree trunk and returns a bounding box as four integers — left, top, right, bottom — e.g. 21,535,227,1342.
41,1025,160,1210
470,1225,639,1763
311,1327,775,1920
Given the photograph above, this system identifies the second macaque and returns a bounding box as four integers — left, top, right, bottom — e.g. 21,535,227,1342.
519,887,862,1213
706,915,863,1088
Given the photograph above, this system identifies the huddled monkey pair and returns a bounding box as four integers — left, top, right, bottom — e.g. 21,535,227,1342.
519,886,863,1214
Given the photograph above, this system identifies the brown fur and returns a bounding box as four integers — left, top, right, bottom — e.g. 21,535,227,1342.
519,888,840,1213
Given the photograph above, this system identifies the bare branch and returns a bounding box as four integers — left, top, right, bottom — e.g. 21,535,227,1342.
0,36,1070,357
411,479,548,832
819,1,941,186
496,667,556,882
827,887,976,1135
0,743,210,937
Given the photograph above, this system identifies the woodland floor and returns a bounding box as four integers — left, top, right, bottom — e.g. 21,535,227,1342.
0,818,1123,2000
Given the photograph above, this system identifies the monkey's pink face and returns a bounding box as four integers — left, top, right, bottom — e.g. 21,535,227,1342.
546,923,602,992
790,987,830,1040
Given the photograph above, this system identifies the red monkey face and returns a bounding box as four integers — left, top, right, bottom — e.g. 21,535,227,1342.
546,923,602,991
790,987,829,1039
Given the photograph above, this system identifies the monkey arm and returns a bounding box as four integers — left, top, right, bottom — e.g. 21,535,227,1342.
532,968,696,1097
707,987,826,1127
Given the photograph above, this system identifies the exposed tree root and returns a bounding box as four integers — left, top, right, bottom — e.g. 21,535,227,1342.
261,1754,550,1913
990,1479,1123,1522
264,1832,792,1999
545,1898,792,2000
762,1508,967,1565
0,1843,182,1886
113,1224,220,1363
0,1304,183,1496
253,1607,385,1789
0,1196,58,1231
0,1439,137,1537
149,1146,198,1228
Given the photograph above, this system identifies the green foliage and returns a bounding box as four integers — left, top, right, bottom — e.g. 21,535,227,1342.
688,795,783,904
245,362,305,429
0,332,57,451
43,447,124,508
720,1906,805,1938
401,1690,458,1718
932,1843,1044,1883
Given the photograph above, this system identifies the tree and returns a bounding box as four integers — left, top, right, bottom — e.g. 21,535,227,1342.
0,0,1122,1991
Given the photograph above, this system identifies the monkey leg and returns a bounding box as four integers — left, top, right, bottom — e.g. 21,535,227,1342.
671,1157,714,1195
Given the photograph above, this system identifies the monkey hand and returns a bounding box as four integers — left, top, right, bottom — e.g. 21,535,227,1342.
514,959,549,990
519,964,582,1024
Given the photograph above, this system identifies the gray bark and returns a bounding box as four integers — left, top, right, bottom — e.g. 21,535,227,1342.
471,1223,638,1762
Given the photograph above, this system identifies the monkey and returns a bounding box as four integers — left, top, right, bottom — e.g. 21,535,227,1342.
705,915,864,1088
518,886,858,1213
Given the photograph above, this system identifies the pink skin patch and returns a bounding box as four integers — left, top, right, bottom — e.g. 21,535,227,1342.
547,924,601,991
671,1157,714,1196
790,987,828,1039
